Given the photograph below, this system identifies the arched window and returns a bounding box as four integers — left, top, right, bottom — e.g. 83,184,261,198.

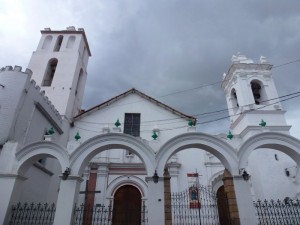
42,35,52,50
251,80,265,105
54,35,63,51
230,88,239,112
42,58,58,86
75,69,83,96
66,36,76,49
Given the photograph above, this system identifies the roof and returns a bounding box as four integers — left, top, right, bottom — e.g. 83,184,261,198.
74,88,197,122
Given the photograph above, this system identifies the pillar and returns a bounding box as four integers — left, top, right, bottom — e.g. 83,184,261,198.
53,175,83,225
223,169,258,225
164,169,172,225
0,174,26,225
146,176,165,225
232,176,258,225
223,169,240,225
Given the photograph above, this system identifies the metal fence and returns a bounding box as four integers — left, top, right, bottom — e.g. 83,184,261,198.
254,199,300,225
73,203,148,225
171,185,224,225
73,204,113,225
9,202,56,225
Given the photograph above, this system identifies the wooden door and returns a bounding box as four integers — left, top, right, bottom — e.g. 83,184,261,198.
217,185,231,225
112,185,141,225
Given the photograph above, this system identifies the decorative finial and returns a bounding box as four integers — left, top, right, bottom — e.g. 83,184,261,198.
114,119,121,127
227,131,233,140
259,119,266,127
48,127,55,135
152,131,158,140
188,120,195,127
75,132,81,141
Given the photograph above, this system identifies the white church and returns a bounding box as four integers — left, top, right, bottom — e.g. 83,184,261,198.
1,26,300,225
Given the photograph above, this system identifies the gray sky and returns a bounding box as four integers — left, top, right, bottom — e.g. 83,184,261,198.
0,0,299,137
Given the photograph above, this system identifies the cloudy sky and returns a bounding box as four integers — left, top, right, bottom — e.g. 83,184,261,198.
0,0,299,137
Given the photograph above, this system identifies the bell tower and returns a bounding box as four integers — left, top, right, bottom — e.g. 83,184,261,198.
222,54,291,138
27,26,91,120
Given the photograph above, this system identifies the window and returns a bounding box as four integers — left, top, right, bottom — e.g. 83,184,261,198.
124,113,141,137
42,35,52,50
251,81,263,105
66,36,76,49
42,58,58,86
54,35,63,51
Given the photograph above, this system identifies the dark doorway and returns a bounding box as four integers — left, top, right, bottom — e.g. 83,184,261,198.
112,185,141,225
217,185,231,225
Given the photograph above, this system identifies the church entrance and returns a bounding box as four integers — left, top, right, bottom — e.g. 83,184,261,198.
112,185,142,225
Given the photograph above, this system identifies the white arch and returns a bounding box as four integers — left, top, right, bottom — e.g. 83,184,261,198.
156,132,238,176
239,132,300,169
106,175,148,198
70,133,156,176
15,141,69,175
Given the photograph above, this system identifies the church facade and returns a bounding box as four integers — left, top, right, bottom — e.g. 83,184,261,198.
1,27,300,225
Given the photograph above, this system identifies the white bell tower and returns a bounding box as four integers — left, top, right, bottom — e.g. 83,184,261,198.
28,26,91,120
222,54,291,138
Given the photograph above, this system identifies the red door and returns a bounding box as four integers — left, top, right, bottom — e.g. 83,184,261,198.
112,185,141,225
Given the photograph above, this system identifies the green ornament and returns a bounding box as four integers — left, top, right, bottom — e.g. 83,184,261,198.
152,131,158,140
75,132,81,141
115,119,121,127
227,131,233,140
48,127,55,135
188,120,194,127
259,119,266,127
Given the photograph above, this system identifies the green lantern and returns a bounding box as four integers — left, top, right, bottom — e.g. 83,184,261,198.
188,120,194,127
115,119,121,127
259,119,266,127
48,127,55,135
75,132,81,141
227,131,233,140
152,131,158,140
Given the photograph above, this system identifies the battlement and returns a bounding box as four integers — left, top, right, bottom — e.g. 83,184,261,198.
0,65,32,76
0,65,62,124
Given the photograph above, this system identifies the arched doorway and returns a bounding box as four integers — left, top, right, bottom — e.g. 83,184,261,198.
217,186,231,225
112,185,142,225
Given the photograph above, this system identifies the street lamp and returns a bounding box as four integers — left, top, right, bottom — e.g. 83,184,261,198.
62,167,71,180
152,170,159,183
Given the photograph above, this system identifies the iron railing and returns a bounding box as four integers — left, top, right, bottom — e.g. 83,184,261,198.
73,203,148,225
9,202,56,225
73,204,112,225
171,185,223,225
254,199,300,225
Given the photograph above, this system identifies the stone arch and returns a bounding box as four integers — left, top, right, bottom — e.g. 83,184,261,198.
70,133,156,176
107,175,147,198
239,132,300,180
15,141,69,175
210,170,225,193
156,132,238,177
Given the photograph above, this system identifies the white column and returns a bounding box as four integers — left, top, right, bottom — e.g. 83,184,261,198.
233,176,258,225
53,175,83,225
145,177,165,225
0,174,26,225
97,163,109,204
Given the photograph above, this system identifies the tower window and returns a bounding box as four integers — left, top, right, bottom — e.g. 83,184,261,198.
75,69,83,96
124,113,141,137
66,36,76,49
54,35,63,52
251,81,262,105
42,35,53,50
42,58,58,86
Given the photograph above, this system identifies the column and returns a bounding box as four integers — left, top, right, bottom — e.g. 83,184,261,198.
223,170,240,225
145,176,165,225
232,176,258,225
0,174,26,225
53,175,83,225
164,169,172,225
